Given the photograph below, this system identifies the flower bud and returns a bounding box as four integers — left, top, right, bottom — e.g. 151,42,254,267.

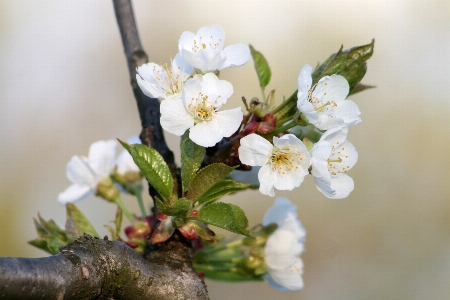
256,122,275,134
262,114,277,126
242,122,259,137
95,177,120,203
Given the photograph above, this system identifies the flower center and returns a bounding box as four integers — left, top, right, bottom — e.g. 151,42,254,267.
270,149,302,175
152,57,187,96
191,35,223,52
187,93,220,123
307,83,337,113
328,143,351,176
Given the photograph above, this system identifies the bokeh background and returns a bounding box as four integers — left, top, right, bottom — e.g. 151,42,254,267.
1,0,449,299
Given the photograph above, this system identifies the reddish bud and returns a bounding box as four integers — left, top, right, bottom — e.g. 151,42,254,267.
242,122,259,137
257,122,275,134
262,113,277,126
190,210,199,218
157,213,167,221
179,224,199,240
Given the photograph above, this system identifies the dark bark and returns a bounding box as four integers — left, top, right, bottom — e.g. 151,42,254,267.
113,0,177,202
0,235,208,300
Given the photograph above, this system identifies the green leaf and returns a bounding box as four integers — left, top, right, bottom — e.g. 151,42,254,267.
33,218,49,238
156,197,193,217
29,215,74,254
249,45,271,90
196,202,252,237
196,179,251,205
119,140,173,201
180,133,205,192
65,203,99,238
312,39,375,93
28,239,56,255
187,163,237,202
38,214,70,242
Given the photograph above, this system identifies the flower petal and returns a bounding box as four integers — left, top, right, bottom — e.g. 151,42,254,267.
313,174,335,197
310,141,332,178
181,48,225,73
88,140,117,178
189,119,223,147
196,25,225,49
238,133,273,166
66,155,97,187
312,74,349,104
265,230,304,269
160,98,194,136
219,44,251,70
333,99,362,127
58,183,93,205
178,31,196,52
273,168,307,191
315,173,354,199
264,258,304,292
258,165,275,197
214,108,243,137
263,197,297,226
317,113,345,130
297,96,318,125
297,64,312,98
172,53,194,78
201,73,233,106
136,63,167,99
116,136,141,174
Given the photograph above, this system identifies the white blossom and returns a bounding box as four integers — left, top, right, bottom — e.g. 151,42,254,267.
310,127,358,199
238,134,310,197
263,197,306,292
178,25,250,73
115,135,141,175
160,73,243,147
136,54,193,101
297,64,361,130
58,140,117,204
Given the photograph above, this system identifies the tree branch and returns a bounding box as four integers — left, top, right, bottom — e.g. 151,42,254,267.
113,0,177,200
0,235,208,299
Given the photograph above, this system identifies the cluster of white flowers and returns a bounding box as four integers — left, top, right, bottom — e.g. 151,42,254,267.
239,65,361,199
263,197,306,291
137,25,250,147
58,136,141,204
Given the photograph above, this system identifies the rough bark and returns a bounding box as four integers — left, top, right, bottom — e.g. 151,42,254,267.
0,235,208,300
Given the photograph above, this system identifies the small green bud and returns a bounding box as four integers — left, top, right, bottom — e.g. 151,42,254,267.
95,177,120,203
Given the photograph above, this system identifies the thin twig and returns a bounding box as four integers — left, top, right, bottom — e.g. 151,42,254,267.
112,0,177,201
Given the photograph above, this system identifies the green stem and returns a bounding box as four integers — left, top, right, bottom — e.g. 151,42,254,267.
262,119,297,139
275,115,293,127
202,239,244,255
260,86,266,103
199,254,247,264
115,196,134,222
132,185,147,217
193,263,238,273
270,89,297,115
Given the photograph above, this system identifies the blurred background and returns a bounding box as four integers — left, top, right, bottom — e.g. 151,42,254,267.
1,0,449,299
